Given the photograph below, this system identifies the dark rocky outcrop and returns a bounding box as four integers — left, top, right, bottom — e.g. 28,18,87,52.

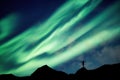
0,63,120,80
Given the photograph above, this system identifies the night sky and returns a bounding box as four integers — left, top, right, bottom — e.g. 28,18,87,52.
0,0,120,76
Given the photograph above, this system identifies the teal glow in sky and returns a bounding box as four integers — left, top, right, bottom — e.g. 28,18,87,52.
0,0,120,76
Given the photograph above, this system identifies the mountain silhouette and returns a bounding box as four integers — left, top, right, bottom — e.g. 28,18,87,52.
0,74,18,80
30,65,68,80
75,64,120,80
0,63,120,80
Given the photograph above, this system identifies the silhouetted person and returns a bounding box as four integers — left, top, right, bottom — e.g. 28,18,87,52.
82,61,85,68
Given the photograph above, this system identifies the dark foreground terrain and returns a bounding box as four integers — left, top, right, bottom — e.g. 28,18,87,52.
0,63,120,80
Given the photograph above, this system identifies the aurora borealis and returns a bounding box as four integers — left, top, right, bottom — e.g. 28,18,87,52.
0,0,120,76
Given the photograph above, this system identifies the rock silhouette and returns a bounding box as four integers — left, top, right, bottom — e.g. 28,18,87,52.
0,63,120,80
30,65,68,80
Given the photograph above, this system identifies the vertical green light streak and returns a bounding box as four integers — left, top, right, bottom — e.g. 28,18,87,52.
0,13,19,40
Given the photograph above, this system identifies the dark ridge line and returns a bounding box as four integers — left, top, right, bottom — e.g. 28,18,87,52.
0,63,120,80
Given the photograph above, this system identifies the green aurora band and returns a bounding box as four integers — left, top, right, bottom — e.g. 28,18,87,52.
0,0,120,76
